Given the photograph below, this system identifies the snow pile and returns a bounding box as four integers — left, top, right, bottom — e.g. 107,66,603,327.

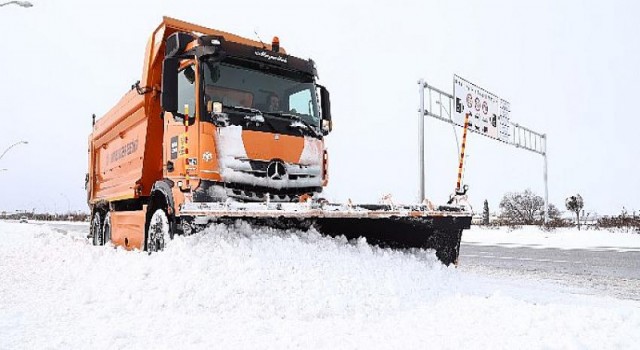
463,225,640,252
1,221,639,349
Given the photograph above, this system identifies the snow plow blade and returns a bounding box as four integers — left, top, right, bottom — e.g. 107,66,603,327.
181,202,472,265
314,216,470,265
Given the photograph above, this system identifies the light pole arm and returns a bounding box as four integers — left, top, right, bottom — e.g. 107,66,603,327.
0,1,33,7
0,141,28,161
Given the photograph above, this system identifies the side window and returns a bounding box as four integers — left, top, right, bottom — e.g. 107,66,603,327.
288,89,313,116
177,65,196,118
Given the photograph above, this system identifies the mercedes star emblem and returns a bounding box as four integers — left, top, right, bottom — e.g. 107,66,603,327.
266,160,287,180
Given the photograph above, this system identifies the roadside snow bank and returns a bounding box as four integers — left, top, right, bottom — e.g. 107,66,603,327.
1,221,639,349
3,219,89,226
463,225,640,251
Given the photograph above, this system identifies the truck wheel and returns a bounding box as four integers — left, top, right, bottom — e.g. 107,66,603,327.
102,212,112,245
146,208,170,252
91,212,103,246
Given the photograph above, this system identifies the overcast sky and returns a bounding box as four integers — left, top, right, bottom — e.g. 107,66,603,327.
0,0,638,216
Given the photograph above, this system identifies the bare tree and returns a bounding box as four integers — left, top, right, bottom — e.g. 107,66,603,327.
499,189,559,225
546,204,562,221
565,194,584,230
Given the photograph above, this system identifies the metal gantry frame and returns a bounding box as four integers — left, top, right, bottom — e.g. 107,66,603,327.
418,79,550,223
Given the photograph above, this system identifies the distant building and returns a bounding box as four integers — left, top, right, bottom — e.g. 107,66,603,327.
471,212,499,225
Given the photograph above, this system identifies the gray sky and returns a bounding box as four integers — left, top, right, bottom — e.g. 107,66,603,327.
0,0,638,216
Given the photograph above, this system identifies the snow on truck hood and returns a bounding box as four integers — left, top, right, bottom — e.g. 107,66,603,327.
214,125,323,189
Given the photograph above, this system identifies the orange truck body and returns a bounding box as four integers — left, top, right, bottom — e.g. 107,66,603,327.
87,17,330,250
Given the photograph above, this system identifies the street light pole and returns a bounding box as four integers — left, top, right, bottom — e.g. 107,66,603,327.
0,1,33,8
543,134,549,224
418,79,426,202
0,141,28,162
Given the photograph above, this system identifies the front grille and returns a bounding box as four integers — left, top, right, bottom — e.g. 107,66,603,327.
233,158,320,181
193,180,322,203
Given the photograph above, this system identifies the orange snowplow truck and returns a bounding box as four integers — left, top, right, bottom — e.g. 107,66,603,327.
88,17,471,265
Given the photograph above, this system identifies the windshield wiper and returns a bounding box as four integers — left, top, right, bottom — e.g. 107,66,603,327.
220,107,319,137
222,105,268,124
264,112,321,137
224,105,263,115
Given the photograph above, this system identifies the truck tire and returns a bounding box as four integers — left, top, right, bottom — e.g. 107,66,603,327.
102,212,112,245
146,208,170,252
91,212,104,246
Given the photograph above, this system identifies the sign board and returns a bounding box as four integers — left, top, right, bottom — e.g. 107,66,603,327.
453,75,511,143
498,98,511,143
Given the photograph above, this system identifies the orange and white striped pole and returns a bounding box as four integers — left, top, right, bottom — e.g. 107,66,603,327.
184,104,190,186
456,113,471,192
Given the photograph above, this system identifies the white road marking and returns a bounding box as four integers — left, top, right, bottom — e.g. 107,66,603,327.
462,242,640,253
461,254,582,264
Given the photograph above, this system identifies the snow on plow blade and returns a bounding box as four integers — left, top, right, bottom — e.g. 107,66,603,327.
181,202,472,265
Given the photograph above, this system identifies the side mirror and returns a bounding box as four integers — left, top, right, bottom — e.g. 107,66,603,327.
161,57,179,113
318,85,332,134
166,32,194,57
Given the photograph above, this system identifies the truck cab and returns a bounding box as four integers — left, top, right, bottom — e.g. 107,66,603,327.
160,32,332,204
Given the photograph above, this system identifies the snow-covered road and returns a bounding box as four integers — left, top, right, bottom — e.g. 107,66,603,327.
1,221,639,349
460,226,640,301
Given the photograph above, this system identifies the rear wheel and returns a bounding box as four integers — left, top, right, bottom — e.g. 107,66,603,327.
146,208,170,252
102,212,112,245
91,212,103,246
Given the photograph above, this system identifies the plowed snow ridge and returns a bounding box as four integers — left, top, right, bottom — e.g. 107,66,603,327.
1,221,639,349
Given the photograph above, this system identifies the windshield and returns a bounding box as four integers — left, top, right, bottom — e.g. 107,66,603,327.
202,61,320,125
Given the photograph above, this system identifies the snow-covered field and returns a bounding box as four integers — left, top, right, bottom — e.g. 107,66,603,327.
464,225,640,252
1,221,639,349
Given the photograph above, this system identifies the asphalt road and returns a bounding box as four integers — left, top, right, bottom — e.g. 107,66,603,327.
459,243,640,301
38,221,640,301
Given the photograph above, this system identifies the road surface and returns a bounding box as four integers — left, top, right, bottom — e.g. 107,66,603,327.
459,243,640,300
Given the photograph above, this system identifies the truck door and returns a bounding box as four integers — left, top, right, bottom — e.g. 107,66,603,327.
164,62,198,179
